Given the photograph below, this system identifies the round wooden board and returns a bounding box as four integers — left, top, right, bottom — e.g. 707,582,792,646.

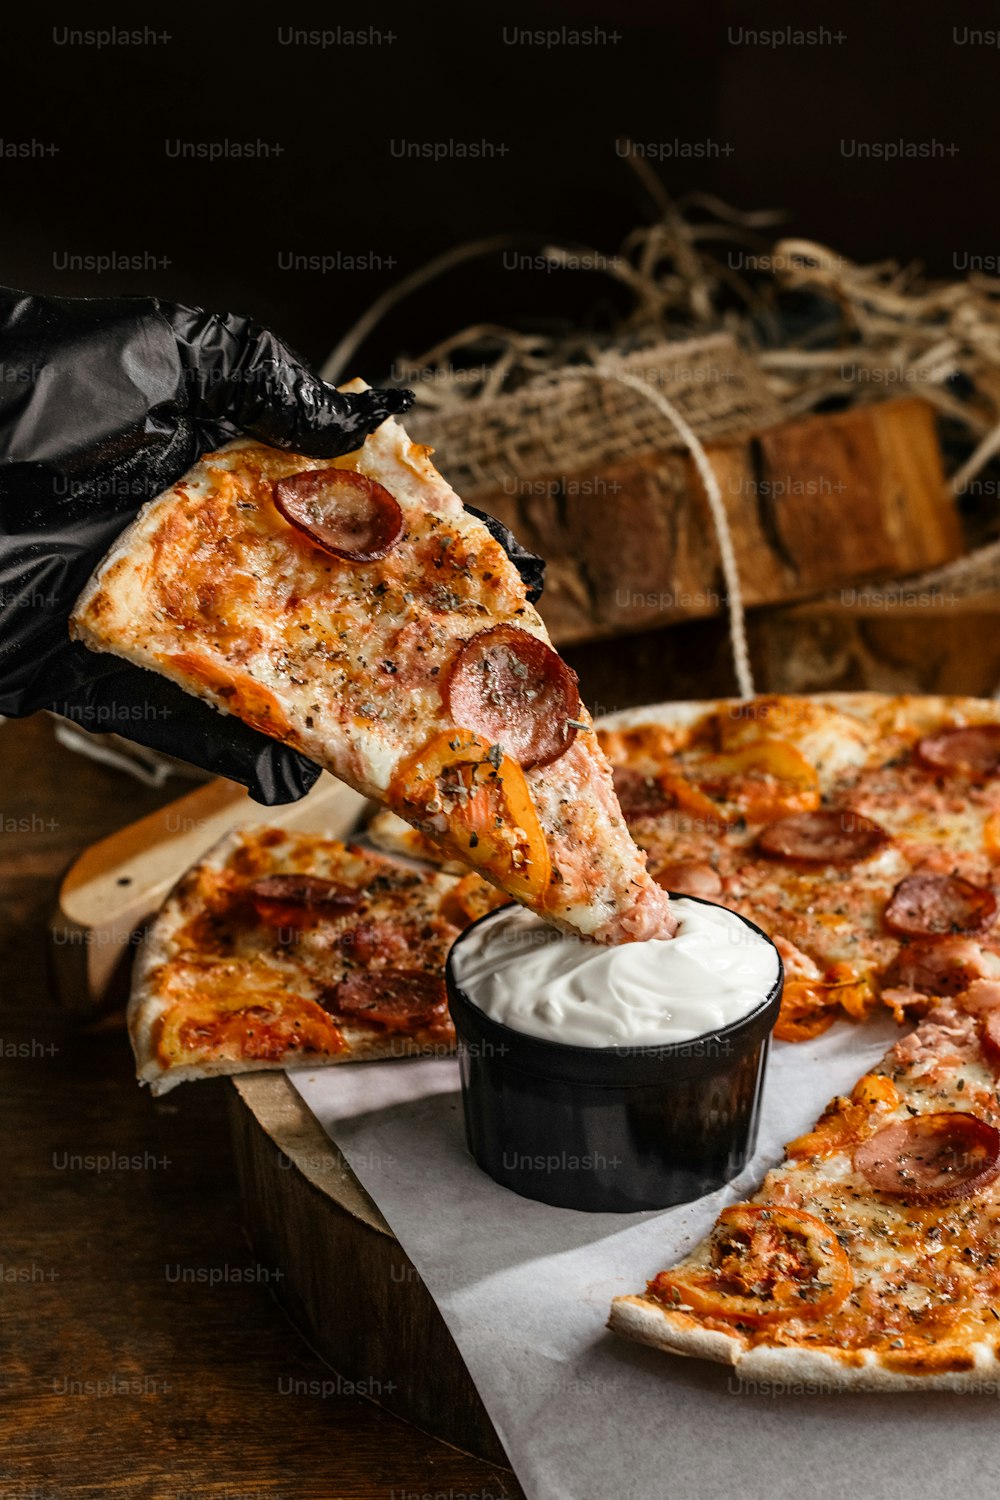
227,1071,509,1467
219,697,731,1468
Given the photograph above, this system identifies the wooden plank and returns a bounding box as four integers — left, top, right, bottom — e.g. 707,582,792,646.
50,772,369,1017
468,397,962,645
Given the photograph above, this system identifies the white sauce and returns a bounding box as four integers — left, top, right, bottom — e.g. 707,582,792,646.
451,898,779,1047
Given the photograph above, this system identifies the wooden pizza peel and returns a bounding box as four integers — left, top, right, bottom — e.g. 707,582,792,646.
49,771,510,1466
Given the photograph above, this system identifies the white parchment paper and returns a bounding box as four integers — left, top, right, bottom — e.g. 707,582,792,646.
288,1020,1000,1500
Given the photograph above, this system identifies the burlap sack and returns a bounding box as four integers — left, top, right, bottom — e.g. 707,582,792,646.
405,334,783,503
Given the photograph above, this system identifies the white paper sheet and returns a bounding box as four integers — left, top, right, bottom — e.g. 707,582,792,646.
288,1020,1000,1500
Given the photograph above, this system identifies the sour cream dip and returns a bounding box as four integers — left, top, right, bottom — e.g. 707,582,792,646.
450,897,780,1048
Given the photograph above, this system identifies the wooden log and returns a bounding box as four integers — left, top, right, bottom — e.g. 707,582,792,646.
228,1073,509,1467
463,397,962,646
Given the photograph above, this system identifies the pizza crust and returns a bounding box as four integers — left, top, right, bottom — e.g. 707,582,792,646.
597,690,1000,733
130,1026,450,1096
609,1295,1000,1391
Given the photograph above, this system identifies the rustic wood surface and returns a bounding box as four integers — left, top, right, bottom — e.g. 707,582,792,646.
0,714,523,1500
472,396,961,646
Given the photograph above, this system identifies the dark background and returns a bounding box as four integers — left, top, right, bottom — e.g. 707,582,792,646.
5,11,1000,1497
3,0,998,380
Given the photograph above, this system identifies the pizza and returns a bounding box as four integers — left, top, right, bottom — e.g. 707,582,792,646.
69,389,674,946
596,692,1000,1040
130,824,507,1094
366,806,469,871
610,980,1000,1388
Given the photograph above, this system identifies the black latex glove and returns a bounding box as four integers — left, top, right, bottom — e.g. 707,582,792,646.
0,289,415,803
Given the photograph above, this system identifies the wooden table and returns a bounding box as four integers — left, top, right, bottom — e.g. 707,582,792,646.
0,714,523,1500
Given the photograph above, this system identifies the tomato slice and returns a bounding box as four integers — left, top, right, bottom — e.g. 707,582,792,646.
773,972,876,1042
668,739,820,825
984,810,1000,863
787,1073,901,1158
658,770,729,827
773,1005,837,1042
153,962,347,1066
388,729,551,905
165,652,294,740
649,1205,852,1325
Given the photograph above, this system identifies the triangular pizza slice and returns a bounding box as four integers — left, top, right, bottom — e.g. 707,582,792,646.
71,391,673,944
611,984,1000,1389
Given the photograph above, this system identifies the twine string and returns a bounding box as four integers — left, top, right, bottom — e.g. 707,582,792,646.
322,170,1000,694
591,363,755,698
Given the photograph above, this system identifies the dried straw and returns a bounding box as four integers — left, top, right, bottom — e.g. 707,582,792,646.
324,151,1000,686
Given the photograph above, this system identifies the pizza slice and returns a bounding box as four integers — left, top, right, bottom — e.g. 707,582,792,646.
130,824,507,1094
610,980,1000,1388
70,390,673,945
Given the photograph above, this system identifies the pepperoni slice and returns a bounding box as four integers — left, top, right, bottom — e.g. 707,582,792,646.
652,860,723,900
336,921,416,965
916,724,1000,780
327,969,449,1033
246,875,362,928
444,625,581,769
853,1112,1000,1203
272,469,403,561
884,873,997,937
884,936,988,998
756,808,889,864
613,766,676,819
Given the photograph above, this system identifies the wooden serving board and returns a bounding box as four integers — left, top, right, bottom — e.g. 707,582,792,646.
229,1073,507,1464
50,774,509,1466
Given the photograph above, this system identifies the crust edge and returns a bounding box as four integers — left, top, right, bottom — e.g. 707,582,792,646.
609,1295,1000,1391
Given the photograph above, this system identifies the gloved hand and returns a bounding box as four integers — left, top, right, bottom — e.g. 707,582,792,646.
0,289,415,803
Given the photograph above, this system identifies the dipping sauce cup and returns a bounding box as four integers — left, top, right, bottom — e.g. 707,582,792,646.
445,895,784,1212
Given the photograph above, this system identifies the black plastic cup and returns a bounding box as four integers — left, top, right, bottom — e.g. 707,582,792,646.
445,895,784,1213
